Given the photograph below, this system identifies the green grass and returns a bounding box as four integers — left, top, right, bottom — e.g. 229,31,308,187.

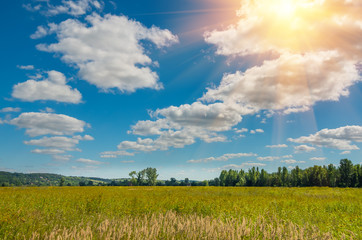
0,187,360,239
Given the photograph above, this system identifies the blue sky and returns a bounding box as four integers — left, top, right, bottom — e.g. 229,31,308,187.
0,0,361,180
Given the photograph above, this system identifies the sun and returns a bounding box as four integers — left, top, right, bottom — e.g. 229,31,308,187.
256,0,299,19
277,0,297,18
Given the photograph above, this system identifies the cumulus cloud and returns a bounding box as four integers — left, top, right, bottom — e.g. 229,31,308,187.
118,102,257,153
340,151,351,155
12,70,82,103
234,128,248,133
36,14,178,93
187,152,256,163
201,52,360,113
111,0,362,154
293,145,316,153
10,112,87,137
205,0,362,58
250,129,264,134
202,0,362,114
0,107,21,113
289,125,362,150
25,136,82,151
266,144,288,148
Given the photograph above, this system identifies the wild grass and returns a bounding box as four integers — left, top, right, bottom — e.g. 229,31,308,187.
0,187,360,239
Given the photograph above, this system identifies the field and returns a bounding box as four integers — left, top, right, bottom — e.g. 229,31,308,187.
0,187,360,239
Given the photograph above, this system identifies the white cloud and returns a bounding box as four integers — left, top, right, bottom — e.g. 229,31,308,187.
282,155,293,158
0,107,21,113
112,0,362,154
234,128,248,133
17,65,34,70
153,102,246,132
37,14,178,93
100,150,134,158
293,145,316,153
201,52,360,114
31,149,66,155
266,144,288,148
280,159,305,164
12,70,82,103
25,0,102,16
47,0,102,16
53,155,72,161
257,156,280,161
310,157,326,161
30,26,50,39
10,112,87,137
119,102,256,153
202,0,361,114
0,118,3,124
25,136,81,151
205,0,362,58
76,158,104,165
73,134,94,141
289,125,362,150
188,152,256,163
340,151,351,155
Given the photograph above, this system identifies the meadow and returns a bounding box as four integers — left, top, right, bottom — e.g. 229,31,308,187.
0,187,360,239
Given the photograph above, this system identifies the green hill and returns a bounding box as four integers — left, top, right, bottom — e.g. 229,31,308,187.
0,171,111,186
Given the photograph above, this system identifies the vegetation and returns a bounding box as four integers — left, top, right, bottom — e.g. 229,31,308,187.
1,160,361,188
0,171,112,187
213,159,362,188
0,187,360,239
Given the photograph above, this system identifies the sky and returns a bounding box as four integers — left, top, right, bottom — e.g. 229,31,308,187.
0,0,361,180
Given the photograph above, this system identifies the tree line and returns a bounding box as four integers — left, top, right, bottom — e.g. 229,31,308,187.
1,159,361,187
211,159,361,187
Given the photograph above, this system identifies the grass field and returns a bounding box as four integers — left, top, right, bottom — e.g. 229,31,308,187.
0,187,360,239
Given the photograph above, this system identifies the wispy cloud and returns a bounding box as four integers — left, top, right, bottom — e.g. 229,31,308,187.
266,144,288,148
188,152,256,163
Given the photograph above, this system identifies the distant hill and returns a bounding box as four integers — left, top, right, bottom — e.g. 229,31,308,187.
0,171,202,187
0,171,112,186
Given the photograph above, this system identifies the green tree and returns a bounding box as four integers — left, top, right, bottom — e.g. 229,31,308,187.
281,167,289,186
219,170,227,186
59,177,65,187
145,167,158,186
327,164,338,187
339,159,353,187
258,169,268,186
184,178,190,186
129,171,137,186
137,169,146,186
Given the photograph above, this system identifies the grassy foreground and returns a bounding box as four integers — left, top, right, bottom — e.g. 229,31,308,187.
0,187,360,239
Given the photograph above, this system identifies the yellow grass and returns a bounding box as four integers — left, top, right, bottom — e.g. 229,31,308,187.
0,187,360,239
